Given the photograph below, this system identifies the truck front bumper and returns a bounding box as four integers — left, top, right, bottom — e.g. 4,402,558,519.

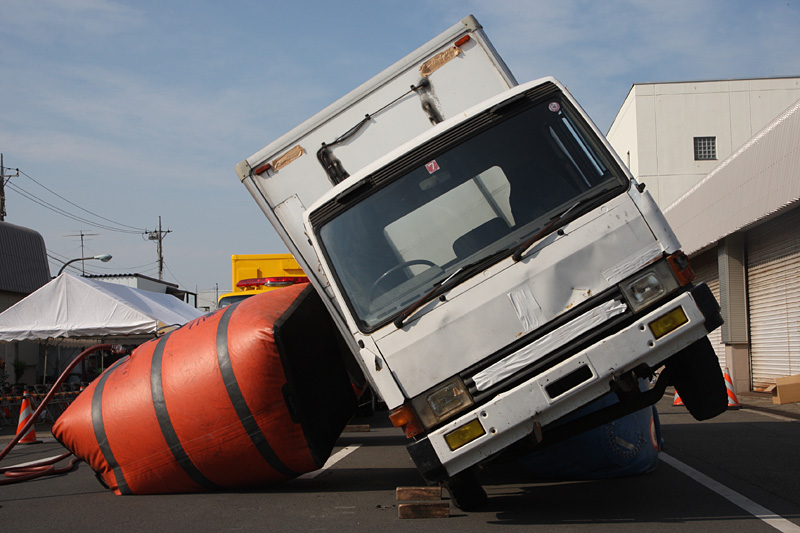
407,283,721,482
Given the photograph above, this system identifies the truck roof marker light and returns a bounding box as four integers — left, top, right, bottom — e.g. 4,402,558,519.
272,145,305,171
252,162,272,175
389,404,424,438
454,35,471,48
419,41,464,77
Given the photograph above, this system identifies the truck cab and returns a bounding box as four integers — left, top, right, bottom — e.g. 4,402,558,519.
303,77,725,490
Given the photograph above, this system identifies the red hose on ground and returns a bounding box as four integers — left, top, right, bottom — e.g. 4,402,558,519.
0,451,82,484
0,344,111,484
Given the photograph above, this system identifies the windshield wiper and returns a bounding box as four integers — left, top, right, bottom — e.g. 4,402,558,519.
511,201,580,262
393,267,463,329
393,247,513,329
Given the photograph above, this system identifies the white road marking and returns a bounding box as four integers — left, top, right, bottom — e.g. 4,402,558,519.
294,445,362,480
741,408,798,423
661,452,800,532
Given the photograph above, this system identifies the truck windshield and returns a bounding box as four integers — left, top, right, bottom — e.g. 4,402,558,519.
318,96,628,330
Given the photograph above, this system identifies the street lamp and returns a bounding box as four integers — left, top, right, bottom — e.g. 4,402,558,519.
57,254,113,276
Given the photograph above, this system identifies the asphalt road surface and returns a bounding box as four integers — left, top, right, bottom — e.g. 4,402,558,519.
2,394,799,532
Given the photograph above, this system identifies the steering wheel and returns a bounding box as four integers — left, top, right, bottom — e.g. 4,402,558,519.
369,259,438,300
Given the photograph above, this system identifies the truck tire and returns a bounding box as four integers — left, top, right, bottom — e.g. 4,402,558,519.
443,468,488,511
667,337,727,421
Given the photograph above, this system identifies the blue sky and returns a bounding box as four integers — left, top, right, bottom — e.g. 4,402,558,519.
2,0,799,308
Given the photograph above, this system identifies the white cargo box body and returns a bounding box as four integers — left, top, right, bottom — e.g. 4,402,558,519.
236,15,516,289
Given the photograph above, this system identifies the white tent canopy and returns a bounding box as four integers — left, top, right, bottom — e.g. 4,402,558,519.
0,273,204,344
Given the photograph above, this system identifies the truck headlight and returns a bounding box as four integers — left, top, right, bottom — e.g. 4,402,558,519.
411,376,474,429
620,260,679,313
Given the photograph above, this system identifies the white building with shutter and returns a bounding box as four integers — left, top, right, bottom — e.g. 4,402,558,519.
608,79,800,393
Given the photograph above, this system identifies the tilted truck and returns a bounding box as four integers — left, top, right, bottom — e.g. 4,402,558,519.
235,15,727,508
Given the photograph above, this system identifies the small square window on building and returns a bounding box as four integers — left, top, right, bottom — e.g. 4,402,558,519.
694,136,717,160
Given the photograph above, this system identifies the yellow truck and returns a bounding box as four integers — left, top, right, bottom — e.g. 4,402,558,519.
217,254,308,308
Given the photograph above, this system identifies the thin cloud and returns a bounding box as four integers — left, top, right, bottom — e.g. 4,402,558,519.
3,0,145,41
3,1,799,292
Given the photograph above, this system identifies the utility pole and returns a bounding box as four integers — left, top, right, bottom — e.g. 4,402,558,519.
146,216,171,280
1,153,20,222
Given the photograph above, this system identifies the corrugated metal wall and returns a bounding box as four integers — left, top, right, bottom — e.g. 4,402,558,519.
747,207,800,390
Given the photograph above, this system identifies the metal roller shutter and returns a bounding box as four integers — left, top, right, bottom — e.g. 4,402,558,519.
747,207,800,390
691,248,725,368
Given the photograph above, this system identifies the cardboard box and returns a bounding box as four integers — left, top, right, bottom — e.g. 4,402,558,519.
772,375,800,404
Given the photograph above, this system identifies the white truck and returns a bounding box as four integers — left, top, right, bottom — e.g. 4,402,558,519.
236,15,726,508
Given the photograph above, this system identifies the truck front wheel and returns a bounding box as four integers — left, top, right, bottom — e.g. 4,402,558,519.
667,337,727,421
443,467,488,511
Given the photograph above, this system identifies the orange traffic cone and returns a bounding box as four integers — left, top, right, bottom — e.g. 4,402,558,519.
723,367,741,409
16,392,42,445
672,390,684,406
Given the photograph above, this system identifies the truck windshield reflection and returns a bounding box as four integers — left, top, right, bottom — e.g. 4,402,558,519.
319,98,627,330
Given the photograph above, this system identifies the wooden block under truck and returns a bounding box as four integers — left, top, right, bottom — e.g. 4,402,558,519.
235,15,727,509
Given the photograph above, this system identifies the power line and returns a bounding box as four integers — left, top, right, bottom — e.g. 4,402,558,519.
139,265,160,275
46,253,107,277
163,260,186,289
46,252,160,278
0,155,145,233
48,247,157,273
3,157,189,286
18,169,146,232
6,181,142,233
96,261,157,271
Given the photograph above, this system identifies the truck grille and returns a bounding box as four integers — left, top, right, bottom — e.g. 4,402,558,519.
462,288,632,403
